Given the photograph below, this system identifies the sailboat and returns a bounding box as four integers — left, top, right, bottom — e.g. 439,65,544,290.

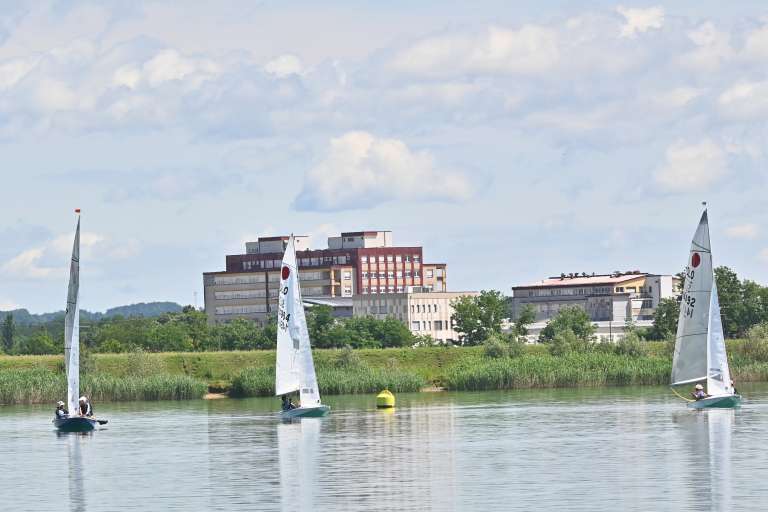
275,235,330,419
54,210,100,432
671,209,741,409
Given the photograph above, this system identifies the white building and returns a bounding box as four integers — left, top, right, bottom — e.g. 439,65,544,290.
352,289,479,344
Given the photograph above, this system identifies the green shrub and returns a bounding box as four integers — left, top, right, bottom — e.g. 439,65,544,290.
613,332,648,358
230,363,425,397
483,336,509,359
739,323,768,362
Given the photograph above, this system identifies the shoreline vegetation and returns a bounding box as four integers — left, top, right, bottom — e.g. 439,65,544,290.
2,340,768,405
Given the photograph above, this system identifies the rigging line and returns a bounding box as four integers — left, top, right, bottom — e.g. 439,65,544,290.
670,387,695,403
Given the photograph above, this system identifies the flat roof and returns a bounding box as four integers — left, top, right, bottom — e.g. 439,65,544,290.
340,230,391,237
514,274,652,289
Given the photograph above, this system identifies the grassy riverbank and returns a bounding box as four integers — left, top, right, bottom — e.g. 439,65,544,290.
1,340,767,404
0,368,207,405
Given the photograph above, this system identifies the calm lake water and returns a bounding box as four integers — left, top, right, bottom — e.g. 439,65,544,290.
2,385,768,511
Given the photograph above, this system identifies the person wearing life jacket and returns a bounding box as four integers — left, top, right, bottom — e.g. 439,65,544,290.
55,401,68,419
78,396,93,417
691,384,708,400
281,395,296,411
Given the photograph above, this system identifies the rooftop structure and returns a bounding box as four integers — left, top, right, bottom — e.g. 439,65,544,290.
511,270,679,325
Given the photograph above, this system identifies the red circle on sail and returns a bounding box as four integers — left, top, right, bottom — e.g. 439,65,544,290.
691,252,701,268
281,266,290,280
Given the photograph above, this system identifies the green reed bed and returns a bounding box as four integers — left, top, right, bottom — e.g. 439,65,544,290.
230,364,426,398
0,368,208,405
443,353,673,391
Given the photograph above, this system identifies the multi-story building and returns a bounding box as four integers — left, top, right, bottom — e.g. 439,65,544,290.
353,289,480,344
511,271,678,323
509,271,679,341
204,231,447,324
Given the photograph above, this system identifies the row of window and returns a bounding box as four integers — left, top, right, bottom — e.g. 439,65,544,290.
362,270,422,279
361,255,420,263
241,255,349,271
363,286,404,294
411,320,446,331
413,304,439,313
216,305,267,315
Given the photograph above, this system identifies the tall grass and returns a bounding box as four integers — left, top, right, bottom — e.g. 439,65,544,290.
0,368,207,405
230,365,425,397
444,353,673,391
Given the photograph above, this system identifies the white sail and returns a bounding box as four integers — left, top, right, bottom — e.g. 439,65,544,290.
707,282,732,395
275,236,322,406
64,214,81,416
671,210,733,396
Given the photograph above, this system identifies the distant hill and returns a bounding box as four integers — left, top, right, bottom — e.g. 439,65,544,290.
0,302,185,325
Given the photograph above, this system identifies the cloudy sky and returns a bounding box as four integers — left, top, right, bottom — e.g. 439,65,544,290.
1,1,767,313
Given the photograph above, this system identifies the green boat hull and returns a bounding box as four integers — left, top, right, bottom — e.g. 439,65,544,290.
687,394,742,409
281,405,330,419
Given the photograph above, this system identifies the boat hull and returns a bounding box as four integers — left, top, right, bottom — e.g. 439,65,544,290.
53,417,98,432
687,394,742,409
281,405,330,419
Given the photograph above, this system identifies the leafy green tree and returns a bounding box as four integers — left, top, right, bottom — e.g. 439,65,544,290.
2,314,15,353
539,306,596,343
20,328,58,355
148,322,194,352
451,290,508,345
306,305,336,347
649,298,680,340
513,304,536,338
715,266,744,337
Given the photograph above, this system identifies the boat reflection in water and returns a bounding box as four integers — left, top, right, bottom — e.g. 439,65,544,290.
58,431,91,512
278,418,320,512
673,409,733,511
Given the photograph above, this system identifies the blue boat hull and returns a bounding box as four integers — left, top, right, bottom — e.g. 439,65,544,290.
687,394,742,409
53,417,98,432
281,405,330,419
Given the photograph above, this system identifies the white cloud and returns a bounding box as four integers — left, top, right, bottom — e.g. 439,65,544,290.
718,81,768,120
264,54,304,77
680,22,733,71
294,131,473,211
743,23,768,60
651,87,703,109
0,300,20,311
726,224,759,240
616,6,664,38
390,25,559,76
654,140,728,192
1,248,63,279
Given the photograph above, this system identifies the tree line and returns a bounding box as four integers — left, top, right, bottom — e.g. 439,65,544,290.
0,305,421,355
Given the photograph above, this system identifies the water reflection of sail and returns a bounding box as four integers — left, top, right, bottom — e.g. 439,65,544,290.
278,419,320,512
673,410,733,511
67,433,88,512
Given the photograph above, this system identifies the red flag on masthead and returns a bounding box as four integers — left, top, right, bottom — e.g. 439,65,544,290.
75,209,81,213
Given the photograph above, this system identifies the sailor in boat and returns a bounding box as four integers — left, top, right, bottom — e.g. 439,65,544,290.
78,396,93,417
691,384,709,401
281,395,297,411
731,380,739,395
55,401,68,419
